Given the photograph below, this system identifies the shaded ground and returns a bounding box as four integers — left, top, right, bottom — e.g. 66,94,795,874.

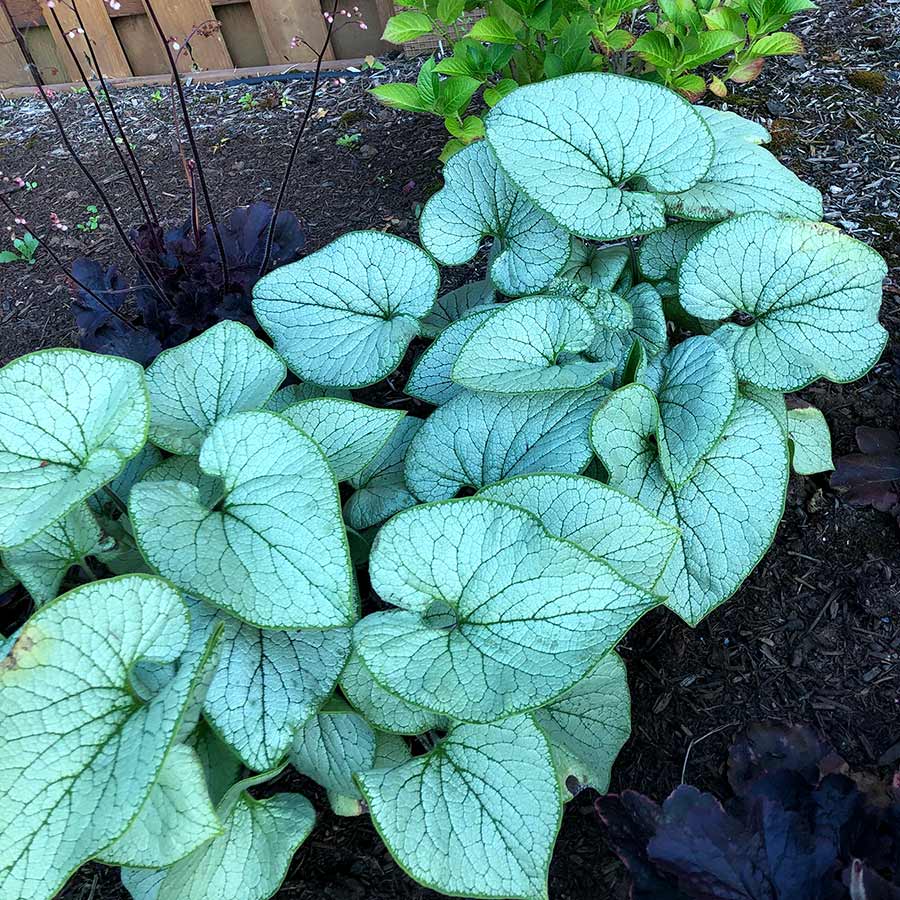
1,0,899,895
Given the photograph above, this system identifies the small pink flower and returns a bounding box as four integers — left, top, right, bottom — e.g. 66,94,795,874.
13,177,25,188
14,216,27,226
359,22,368,29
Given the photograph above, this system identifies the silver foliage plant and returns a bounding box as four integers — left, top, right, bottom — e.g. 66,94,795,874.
0,73,887,900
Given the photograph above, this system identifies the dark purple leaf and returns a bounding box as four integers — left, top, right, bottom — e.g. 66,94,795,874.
70,258,128,332
856,428,900,455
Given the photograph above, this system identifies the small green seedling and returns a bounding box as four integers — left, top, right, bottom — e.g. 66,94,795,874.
238,91,258,112
76,205,101,233
336,132,363,149
0,232,39,265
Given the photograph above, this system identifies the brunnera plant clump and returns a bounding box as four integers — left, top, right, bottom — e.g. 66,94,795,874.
0,73,887,900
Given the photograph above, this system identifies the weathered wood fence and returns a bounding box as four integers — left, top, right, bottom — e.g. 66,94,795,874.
1,0,394,89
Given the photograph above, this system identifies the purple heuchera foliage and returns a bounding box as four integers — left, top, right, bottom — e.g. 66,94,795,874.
597,722,900,900
831,427,900,518
71,201,305,365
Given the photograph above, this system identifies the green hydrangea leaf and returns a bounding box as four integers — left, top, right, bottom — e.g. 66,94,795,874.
561,240,631,290
97,744,221,868
420,280,496,338
679,214,889,391
407,308,496,406
478,473,678,590
278,398,405,481
405,387,607,502
0,349,149,549
344,416,424,530
355,497,658,721
452,295,611,394
638,221,710,281
591,388,789,624
655,336,738,488
419,141,570,296
253,231,439,388
184,599,351,770
787,405,834,475
357,715,560,900
534,653,630,794
340,649,444,735
122,775,315,900
290,699,377,799
130,411,354,629
0,574,218,900
1,502,101,605
145,321,286,456
663,108,823,221
264,383,351,410
485,73,714,240
587,283,667,373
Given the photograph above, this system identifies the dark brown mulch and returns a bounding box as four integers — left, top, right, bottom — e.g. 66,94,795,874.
1,0,899,895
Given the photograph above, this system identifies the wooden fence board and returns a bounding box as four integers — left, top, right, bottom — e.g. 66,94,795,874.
43,0,132,80
142,0,233,71
0,10,28,87
249,0,333,65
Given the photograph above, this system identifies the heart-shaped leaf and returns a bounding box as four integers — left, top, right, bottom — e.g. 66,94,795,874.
129,411,354,629
679,214,888,391
419,141,570,296
419,280,496,338
587,283,667,373
405,386,608,501
0,349,149,549
663,108,823,221
278,398,405,481
253,231,439,388
638,221,710,282
486,73,714,239
354,497,658,721
479,473,678,590
0,574,217,899
357,715,560,900
787,405,833,475
591,387,788,624
145,321,286,456
561,240,631,290
452,295,611,393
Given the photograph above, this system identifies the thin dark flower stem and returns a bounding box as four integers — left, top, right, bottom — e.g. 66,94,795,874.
68,0,160,228
47,4,152,227
0,0,173,310
258,0,339,277
0,194,136,329
142,1,230,288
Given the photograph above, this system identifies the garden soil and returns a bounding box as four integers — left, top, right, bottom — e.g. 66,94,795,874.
0,0,898,893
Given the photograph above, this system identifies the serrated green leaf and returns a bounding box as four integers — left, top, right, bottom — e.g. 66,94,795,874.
0,349,149,549
632,31,680,68
534,653,630,794
437,0,465,24
278,398,405,481
344,416,424,530
680,30,744,69
405,386,608,501
290,701,377,798
787,405,833,474
420,279,496,338
749,31,804,56
419,141,570,296
340,650,444,734
355,497,658,721
97,744,221,869
452,295,610,393
638,221,710,281
655,336,738,487
253,231,439,388
468,15,519,43
478,473,678,590
382,10,434,42
1,502,100,605
122,778,315,900
130,411,354,629
679,213,888,391
485,73,714,240
369,83,433,113
444,114,485,142
186,599,351,770
664,107,823,220
145,321,286,456
591,388,789,624
357,715,560,900
407,307,497,405
435,76,482,117
0,574,216,900
483,77,519,107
